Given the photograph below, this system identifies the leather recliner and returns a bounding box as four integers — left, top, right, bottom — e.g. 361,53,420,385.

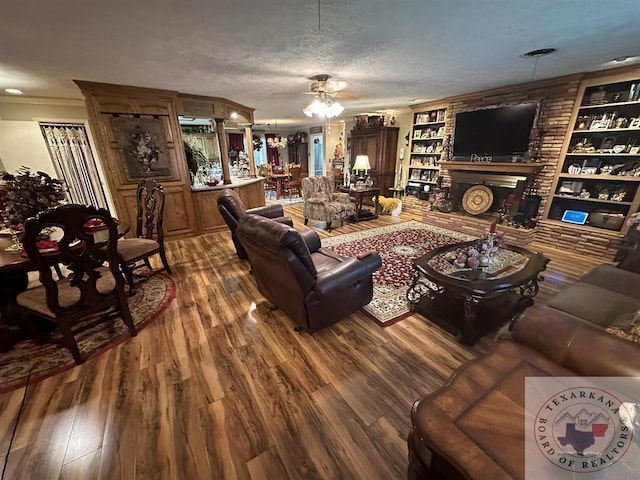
217,188,293,259
236,214,382,332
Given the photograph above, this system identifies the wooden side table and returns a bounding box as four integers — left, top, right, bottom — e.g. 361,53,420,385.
341,187,380,222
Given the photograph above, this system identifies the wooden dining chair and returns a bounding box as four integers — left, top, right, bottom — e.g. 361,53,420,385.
285,164,302,199
258,164,277,199
16,204,136,364
116,179,171,294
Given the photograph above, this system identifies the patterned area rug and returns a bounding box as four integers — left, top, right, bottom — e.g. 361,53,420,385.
322,221,475,326
0,273,176,393
265,196,304,206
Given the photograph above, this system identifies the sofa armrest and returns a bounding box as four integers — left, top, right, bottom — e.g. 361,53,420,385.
247,204,285,218
300,229,321,253
314,253,382,296
512,305,640,376
617,241,640,274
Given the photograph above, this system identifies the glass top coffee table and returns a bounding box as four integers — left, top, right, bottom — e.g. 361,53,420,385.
407,240,549,345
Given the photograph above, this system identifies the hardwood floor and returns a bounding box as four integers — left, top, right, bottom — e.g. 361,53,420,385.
0,203,605,479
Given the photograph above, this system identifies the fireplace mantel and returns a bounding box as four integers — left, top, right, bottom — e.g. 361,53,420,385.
440,161,544,174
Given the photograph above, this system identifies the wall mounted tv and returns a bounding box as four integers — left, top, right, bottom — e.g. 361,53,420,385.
452,102,539,161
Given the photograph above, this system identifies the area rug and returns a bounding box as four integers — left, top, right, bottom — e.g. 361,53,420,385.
0,273,176,393
266,196,304,206
322,221,475,326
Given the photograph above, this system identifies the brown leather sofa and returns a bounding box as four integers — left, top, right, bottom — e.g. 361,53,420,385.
217,188,293,259
236,214,382,332
408,305,640,480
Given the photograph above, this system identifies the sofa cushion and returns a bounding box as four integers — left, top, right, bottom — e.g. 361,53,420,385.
547,282,640,327
579,264,640,300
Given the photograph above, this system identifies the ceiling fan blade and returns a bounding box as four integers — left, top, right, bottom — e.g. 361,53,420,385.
335,91,360,100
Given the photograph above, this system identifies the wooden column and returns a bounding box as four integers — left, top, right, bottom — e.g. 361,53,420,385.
216,120,232,185
244,124,256,177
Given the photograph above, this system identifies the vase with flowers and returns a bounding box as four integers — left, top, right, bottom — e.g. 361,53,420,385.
0,167,67,251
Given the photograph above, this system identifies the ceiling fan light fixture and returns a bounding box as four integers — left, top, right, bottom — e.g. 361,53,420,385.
303,97,344,119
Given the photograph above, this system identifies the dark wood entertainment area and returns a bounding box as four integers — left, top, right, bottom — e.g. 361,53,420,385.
403,65,640,260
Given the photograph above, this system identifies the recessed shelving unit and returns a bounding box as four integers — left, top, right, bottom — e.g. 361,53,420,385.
406,105,447,194
544,74,640,233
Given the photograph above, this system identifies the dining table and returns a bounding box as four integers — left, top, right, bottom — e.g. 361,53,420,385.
269,173,291,199
0,222,130,351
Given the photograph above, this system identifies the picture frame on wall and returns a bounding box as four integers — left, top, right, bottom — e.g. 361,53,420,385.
111,117,174,181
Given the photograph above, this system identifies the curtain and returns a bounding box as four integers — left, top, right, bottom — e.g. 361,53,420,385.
228,133,245,152
264,134,279,166
39,123,109,209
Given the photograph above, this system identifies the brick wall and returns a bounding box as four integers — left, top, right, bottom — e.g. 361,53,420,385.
407,73,626,260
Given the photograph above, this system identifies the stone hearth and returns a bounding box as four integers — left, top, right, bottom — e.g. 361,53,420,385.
421,210,536,246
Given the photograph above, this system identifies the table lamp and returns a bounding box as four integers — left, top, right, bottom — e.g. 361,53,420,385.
353,154,371,188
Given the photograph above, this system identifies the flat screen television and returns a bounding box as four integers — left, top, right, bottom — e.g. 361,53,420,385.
452,102,539,161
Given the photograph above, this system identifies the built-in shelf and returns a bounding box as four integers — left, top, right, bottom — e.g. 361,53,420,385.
414,121,445,126
411,152,442,156
565,153,640,157
552,194,633,205
557,173,640,182
409,165,440,170
545,74,640,233
578,100,640,110
407,179,437,184
412,137,444,141
543,218,622,235
573,128,640,133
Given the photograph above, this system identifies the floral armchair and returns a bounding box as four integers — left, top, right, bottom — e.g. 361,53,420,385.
301,175,354,231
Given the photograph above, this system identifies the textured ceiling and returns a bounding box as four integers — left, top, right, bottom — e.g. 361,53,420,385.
1,0,640,127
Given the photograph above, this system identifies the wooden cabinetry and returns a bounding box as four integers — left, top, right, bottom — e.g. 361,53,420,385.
350,126,399,196
544,74,640,233
287,140,309,176
407,106,447,190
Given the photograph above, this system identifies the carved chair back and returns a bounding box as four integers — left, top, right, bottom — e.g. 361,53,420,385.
22,204,125,316
135,179,165,243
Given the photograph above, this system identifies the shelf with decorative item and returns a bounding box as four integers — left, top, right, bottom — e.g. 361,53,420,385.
578,100,640,111
552,194,633,206
411,151,442,156
412,136,444,142
557,173,640,182
408,179,437,184
565,153,640,157
413,121,445,126
573,127,640,134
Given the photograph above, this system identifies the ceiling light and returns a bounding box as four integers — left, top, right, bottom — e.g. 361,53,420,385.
4,88,23,95
230,111,238,119
303,92,345,119
267,122,287,149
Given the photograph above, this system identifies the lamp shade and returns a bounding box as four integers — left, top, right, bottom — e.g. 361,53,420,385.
353,154,371,171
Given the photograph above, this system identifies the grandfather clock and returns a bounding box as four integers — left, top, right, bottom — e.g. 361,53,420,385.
350,126,399,195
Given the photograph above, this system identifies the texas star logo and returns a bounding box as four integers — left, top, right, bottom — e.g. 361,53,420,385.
534,387,633,473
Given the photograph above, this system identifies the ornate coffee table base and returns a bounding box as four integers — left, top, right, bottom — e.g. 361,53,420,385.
408,283,534,345
406,240,547,346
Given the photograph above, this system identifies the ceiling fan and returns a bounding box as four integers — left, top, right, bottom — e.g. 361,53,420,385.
305,74,358,100
303,74,356,118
